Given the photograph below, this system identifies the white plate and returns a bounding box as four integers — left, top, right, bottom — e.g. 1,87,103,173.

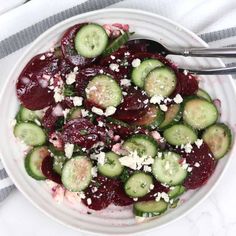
0,8,236,235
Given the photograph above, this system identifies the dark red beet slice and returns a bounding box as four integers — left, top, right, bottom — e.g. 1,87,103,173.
62,118,106,149
61,23,95,67
75,66,117,98
16,52,59,110
112,182,134,206
41,155,62,184
82,175,119,210
58,58,74,80
113,87,150,122
182,143,216,189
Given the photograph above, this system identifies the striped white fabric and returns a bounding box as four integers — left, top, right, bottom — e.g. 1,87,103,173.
0,0,236,202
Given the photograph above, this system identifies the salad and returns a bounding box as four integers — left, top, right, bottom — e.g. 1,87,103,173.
14,22,232,218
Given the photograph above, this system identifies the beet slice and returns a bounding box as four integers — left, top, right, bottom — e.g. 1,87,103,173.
62,118,106,149
182,143,216,189
82,175,119,210
61,23,95,67
41,155,62,184
113,86,150,122
16,52,59,110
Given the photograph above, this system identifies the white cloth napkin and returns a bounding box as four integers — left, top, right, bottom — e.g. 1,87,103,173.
0,0,236,202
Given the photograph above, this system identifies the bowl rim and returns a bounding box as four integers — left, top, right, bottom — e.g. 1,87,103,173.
0,7,236,235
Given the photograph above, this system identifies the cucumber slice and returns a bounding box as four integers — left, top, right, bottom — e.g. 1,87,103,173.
202,123,232,159
17,105,43,122
133,200,168,217
14,122,46,146
134,105,165,129
183,97,218,130
131,59,163,88
102,32,133,56
53,156,66,175
48,144,64,157
75,23,108,58
61,156,92,192
144,66,177,97
163,124,197,146
196,88,212,102
86,75,122,108
25,146,49,180
68,107,82,120
98,152,124,178
124,172,153,198
168,185,186,199
152,152,187,186
123,134,158,158
159,104,183,130
106,117,130,128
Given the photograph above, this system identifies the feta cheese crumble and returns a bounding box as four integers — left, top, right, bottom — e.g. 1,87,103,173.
64,143,74,158
109,63,120,72
91,167,98,177
160,104,168,112
173,94,183,104
91,106,104,116
66,71,76,85
40,55,46,60
120,79,131,87
62,108,70,120
90,152,106,165
72,96,83,106
131,58,141,67
150,95,164,104
87,198,92,205
54,86,64,102
81,109,89,117
104,106,116,116
195,139,203,148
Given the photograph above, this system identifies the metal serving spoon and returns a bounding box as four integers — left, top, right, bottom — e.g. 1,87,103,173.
128,39,236,75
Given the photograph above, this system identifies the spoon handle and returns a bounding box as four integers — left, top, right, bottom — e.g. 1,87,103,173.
180,66,236,75
174,47,236,58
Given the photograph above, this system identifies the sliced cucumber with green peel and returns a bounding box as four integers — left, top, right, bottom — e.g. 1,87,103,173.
61,156,92,192
163,124,197,146
48,144,64,157
124,172,153,198
144,66,177,97
98,152,124,178
103,32,133,56
75,23,108,58
14,122,46,146
17,105,43,122
122,134,158,157
159,104,183,130
196,88,212,102
133,200,168,217
86,75,122,108
152,152,187,186
134,105,165,129
53,156,67,175
183,97,218,130
106,117,130,127
131,59,163,88
68,107,82,120
25,146,49,180
202,123,232,159
168,185,186,199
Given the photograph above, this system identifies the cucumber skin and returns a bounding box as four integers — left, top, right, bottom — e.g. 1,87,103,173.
196,89,212,102
24,147,47,181
159,104,183,131
168,185,186,199
133,200,168,217
202,123,232,159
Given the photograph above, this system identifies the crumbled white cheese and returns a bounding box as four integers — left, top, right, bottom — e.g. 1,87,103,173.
81,109,89,117
173,94,183,104
183,69,188,75
34,119,41,126
90,152,106,165
72,96,83,106
163,97,172,104
160,104,168,112
87,198,92,205
143,165,152,172
131,58,141,67
66,71,76,85
64,143,74,158
182,163,189,170
40,55,46,60
187,166,193,172
184,143,193,153
155,192,162,202
78,192,86,199
109,63,120,72
104,106,116,116
161,192,170,202
74,66,79,72
62,108,70,120
195,139,203,149
124,52,130,56
110,55,115,60
150,95,164,104
120,79,131,87
98,121,104,127
194,162,200,167
122,91,128,96
143,99,149,105
54,87,64,103
133,198,138,201
91,167,98,177
91,106,104,116
149,184,155,190
157,152,163,158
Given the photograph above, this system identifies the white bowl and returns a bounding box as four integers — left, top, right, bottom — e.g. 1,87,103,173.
0,8,236,235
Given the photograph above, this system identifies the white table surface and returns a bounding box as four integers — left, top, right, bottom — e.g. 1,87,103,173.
1,0,236,235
